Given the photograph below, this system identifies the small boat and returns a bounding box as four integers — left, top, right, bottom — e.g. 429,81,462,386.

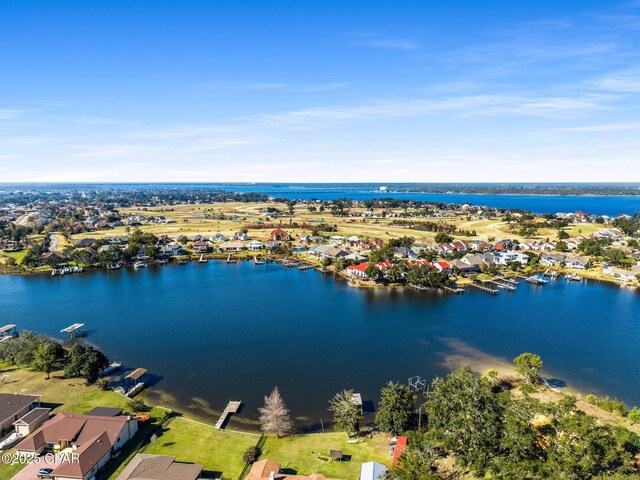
254,257,265,265
0,432,24,450
157,258,168,265
106,263,121,270
566,273,582,282
176,258,187,265
133,261,146,269
100,361,122,378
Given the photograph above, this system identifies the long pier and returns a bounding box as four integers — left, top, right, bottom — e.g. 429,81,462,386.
496,276,519,286
469,282,500,295
215,400,242,429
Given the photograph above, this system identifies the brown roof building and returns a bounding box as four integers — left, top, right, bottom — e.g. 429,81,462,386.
116,454,203,480
15,411,138,480
246,459,341,480
0,393,40,433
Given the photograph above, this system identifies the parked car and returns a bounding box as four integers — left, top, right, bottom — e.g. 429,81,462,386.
37,468,54,479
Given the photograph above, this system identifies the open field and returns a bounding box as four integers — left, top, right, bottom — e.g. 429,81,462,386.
70,202,604,245
259,432,392,479
141,417,259,479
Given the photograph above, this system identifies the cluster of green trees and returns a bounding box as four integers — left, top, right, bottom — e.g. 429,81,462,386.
0,332,109,384
612,214,640,236
326,352,640,479
391,220,476,238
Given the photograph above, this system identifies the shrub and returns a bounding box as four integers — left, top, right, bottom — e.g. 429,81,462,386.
96,378,109,391
585,394,599,405
242,446,261,464
627,407,640,423
125,398,148,414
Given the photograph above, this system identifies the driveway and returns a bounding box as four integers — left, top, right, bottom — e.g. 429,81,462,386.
11,455,64,480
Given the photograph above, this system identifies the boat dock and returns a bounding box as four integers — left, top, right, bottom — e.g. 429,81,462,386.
0,324,17,342
488,280,517,292
226,254,236,263
469,282,499,295
442,285,465,294
215,400,242,429
61,323,87,339
496,276,519,286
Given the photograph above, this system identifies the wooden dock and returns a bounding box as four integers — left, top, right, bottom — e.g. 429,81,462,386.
442,285,465,294
469,282,499,295
215,400,242,429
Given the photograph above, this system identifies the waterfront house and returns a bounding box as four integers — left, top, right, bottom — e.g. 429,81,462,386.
40,251,68,266
218,241,246,252
270,228,292,241
246,459,338,480
540,253,566,267
308,245,350,260
191,241,209,254
496,251,530,266
115,454,203,480
565,255,590,270
247,240,264,251
15,411,138,480
0,393,41,434
346,262,369,278
434,261,452,273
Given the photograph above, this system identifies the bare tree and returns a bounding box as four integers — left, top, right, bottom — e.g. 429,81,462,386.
259,386,293,437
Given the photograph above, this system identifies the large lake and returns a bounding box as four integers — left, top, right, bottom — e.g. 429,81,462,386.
1,262,639,429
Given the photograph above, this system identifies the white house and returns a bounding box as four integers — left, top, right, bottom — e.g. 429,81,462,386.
565,255,590,270
247,241,264,251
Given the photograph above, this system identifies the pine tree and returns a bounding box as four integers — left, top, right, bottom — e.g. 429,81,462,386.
259,386,293,437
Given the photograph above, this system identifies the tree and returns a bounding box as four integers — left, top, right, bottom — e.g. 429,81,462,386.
33,342,57,379
242,445,261,463
513,353,543,384
63,343,109,384
385,444,439,480
557,230,570,240
374,382,416,436
329,389,361,437
365,265,382,281
259,387,293,437
434,233,453,244
555,240,568,252
424,365,502,473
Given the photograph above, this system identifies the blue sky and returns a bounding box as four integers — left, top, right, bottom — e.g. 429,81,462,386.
1,0,640,182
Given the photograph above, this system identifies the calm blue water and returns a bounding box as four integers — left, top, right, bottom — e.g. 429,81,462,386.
202,183,640,216
1,263,639,429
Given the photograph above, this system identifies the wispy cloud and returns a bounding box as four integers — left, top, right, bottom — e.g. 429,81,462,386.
195,80,350,93
349,34,419,50
591,69,640,92
558,122,640,132
0,108,31,120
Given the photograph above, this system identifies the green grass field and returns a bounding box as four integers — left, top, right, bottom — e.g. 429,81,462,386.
141,417,260,479
259,432,392,479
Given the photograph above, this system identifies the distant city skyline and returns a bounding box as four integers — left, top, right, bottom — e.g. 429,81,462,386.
2,0,640,182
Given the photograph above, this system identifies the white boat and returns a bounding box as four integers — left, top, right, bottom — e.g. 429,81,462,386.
0,432,24,450
100,361,122,377
133,261,146,269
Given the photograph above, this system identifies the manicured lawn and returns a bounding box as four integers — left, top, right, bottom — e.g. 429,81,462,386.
0,362,130,413
141,417,260,479
259,432,392,480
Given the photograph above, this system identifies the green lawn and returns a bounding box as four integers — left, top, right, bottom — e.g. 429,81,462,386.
141,417,260,479
259,432,392,480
